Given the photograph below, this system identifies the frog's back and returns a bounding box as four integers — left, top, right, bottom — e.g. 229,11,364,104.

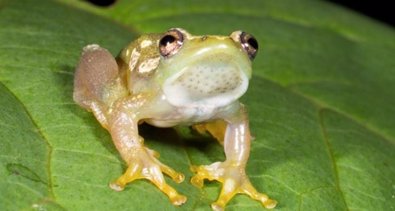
116,34,163,94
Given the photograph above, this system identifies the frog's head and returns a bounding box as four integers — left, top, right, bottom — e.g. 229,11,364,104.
156,28,259,107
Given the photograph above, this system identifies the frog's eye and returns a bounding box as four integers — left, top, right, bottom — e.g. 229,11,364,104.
240,32,258,60
159,29,184,58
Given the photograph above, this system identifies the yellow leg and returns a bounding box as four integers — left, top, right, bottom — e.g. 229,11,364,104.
109,147,187,206
191,162,277,210
193,120,227,145
191,105,276,210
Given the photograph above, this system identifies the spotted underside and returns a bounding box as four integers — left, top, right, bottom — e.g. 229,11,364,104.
174,64,242,96
163,61,248,107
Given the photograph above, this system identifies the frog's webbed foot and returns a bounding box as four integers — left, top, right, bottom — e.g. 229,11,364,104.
109,147,187,206
191,161,277,210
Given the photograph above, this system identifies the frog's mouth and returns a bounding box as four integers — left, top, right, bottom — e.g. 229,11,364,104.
162,62,249,107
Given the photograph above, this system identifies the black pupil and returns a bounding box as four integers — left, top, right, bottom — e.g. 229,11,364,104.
248,37,258,50
160,35,176,46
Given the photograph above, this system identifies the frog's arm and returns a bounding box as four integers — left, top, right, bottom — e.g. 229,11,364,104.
107,94,187,205
73,44,127,128
191,103,277,210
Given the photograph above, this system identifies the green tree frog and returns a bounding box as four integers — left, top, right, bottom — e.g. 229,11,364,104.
73,28,276,210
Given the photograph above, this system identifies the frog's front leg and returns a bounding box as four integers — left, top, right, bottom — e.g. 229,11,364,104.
191,104,277,210
107,96,187,206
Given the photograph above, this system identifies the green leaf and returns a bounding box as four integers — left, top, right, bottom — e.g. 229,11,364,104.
1,0,394,210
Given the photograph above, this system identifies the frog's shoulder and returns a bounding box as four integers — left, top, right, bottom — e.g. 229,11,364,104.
117,34,162,78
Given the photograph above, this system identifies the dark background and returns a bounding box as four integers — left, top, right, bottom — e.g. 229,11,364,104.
326,0,394,27
86,0,395,27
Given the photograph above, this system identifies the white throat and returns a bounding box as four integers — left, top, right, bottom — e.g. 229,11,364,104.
163,64,249,108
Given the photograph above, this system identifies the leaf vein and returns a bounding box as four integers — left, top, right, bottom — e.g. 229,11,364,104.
318,109,349,210
0,81,55,200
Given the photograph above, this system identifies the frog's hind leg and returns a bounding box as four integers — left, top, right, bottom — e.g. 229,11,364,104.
73,44,128,128
192,119,227,145
74,44,118,109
